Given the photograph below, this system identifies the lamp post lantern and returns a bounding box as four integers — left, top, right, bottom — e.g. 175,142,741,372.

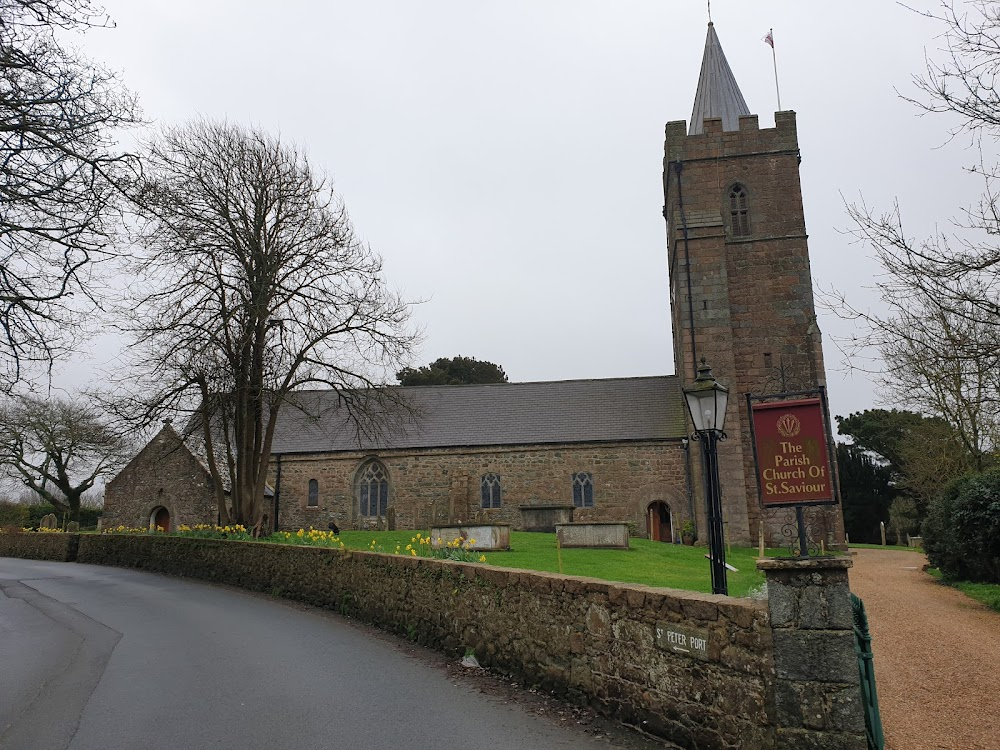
683,358,730,596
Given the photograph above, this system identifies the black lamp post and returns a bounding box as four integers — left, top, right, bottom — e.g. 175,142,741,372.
683,358,730,596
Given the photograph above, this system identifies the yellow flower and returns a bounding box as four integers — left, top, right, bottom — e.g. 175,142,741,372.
410,549,417,556
479,555,487,563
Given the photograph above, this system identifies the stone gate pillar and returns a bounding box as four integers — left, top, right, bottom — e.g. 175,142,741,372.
757,557,867,750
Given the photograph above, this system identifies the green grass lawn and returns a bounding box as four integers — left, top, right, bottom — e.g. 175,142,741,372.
926,567,1000,613
337,530,778,598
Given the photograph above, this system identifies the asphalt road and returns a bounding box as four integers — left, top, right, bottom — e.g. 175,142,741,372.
0,558,665,750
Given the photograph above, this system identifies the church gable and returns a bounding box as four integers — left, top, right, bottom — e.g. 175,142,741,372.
104,422,218,530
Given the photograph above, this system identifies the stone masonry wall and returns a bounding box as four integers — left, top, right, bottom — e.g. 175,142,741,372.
103,424,218,531
759,557,866,749
4,534,868,749
664,112,845,548
75,533,775,749
0,531,78,561
273,441,690,537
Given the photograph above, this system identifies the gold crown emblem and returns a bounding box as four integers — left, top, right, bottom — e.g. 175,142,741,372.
776,413,801,438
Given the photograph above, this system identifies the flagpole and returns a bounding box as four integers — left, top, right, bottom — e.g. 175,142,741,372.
770,28,782,111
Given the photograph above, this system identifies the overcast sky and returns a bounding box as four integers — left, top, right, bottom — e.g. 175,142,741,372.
54,0,982,423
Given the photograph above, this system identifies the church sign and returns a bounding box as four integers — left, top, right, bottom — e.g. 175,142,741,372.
748,397,836,507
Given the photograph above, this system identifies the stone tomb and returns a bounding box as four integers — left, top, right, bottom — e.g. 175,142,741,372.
429,524,510,551
519,504,574,532
555,522,629,549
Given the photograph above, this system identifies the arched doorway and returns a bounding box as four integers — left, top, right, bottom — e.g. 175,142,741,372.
151,506,171,532
646,502,673,543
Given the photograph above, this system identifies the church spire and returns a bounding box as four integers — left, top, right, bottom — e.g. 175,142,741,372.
689,22,751,134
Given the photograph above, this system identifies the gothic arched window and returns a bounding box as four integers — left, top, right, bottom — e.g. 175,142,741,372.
357,460,390,517
729,184,750,237
572,472,595,508
481,473,502,509
307,478,319,507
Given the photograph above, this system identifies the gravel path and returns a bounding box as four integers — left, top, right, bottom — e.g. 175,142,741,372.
849,549,1000,750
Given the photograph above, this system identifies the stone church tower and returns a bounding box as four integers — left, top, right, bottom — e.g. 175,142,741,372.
663,23,842,545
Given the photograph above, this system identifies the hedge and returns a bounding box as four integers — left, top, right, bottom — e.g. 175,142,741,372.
923,469,1000,583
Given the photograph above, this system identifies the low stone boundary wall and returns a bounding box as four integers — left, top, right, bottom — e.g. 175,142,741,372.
3,533,866,750
556,522,629,549
74,534,773,746
0,532,78,561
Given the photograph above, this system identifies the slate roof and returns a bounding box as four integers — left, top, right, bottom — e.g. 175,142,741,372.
269,376,687,454
689,22,751,134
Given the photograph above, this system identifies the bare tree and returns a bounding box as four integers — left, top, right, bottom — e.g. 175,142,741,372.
829,250,1000,465
122,120,415,530
829,2,1000,464
0,393,132,521
859,1,1000,319
896,417,980,510
906,1,1000,139
0,0,139,388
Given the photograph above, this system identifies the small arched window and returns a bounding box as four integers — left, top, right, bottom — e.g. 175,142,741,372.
357,460,390,518
729,184,750,237
307,479,319,507
481,474,502,509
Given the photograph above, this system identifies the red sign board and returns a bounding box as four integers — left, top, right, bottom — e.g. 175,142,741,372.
750,397,835,506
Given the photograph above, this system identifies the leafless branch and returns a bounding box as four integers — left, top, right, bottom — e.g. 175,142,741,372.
0,0,140,390
118,120,416,527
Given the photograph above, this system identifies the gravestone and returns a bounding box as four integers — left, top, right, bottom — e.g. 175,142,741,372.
40,513,58,529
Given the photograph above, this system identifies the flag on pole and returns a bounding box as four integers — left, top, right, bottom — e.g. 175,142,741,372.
765,28,780,110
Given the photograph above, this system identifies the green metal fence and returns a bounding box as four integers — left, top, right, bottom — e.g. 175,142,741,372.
851,593,885,750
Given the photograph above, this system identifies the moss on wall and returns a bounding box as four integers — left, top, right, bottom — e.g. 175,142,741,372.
0,532,79,561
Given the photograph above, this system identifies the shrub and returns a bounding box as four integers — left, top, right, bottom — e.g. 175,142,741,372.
24,504,102,529
888,496,920,545
923,469,1000,583
0,501,29,527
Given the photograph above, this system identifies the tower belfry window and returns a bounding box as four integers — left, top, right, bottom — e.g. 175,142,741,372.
729,184,750,237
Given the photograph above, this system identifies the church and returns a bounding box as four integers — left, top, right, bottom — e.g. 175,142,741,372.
104,23,845,548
